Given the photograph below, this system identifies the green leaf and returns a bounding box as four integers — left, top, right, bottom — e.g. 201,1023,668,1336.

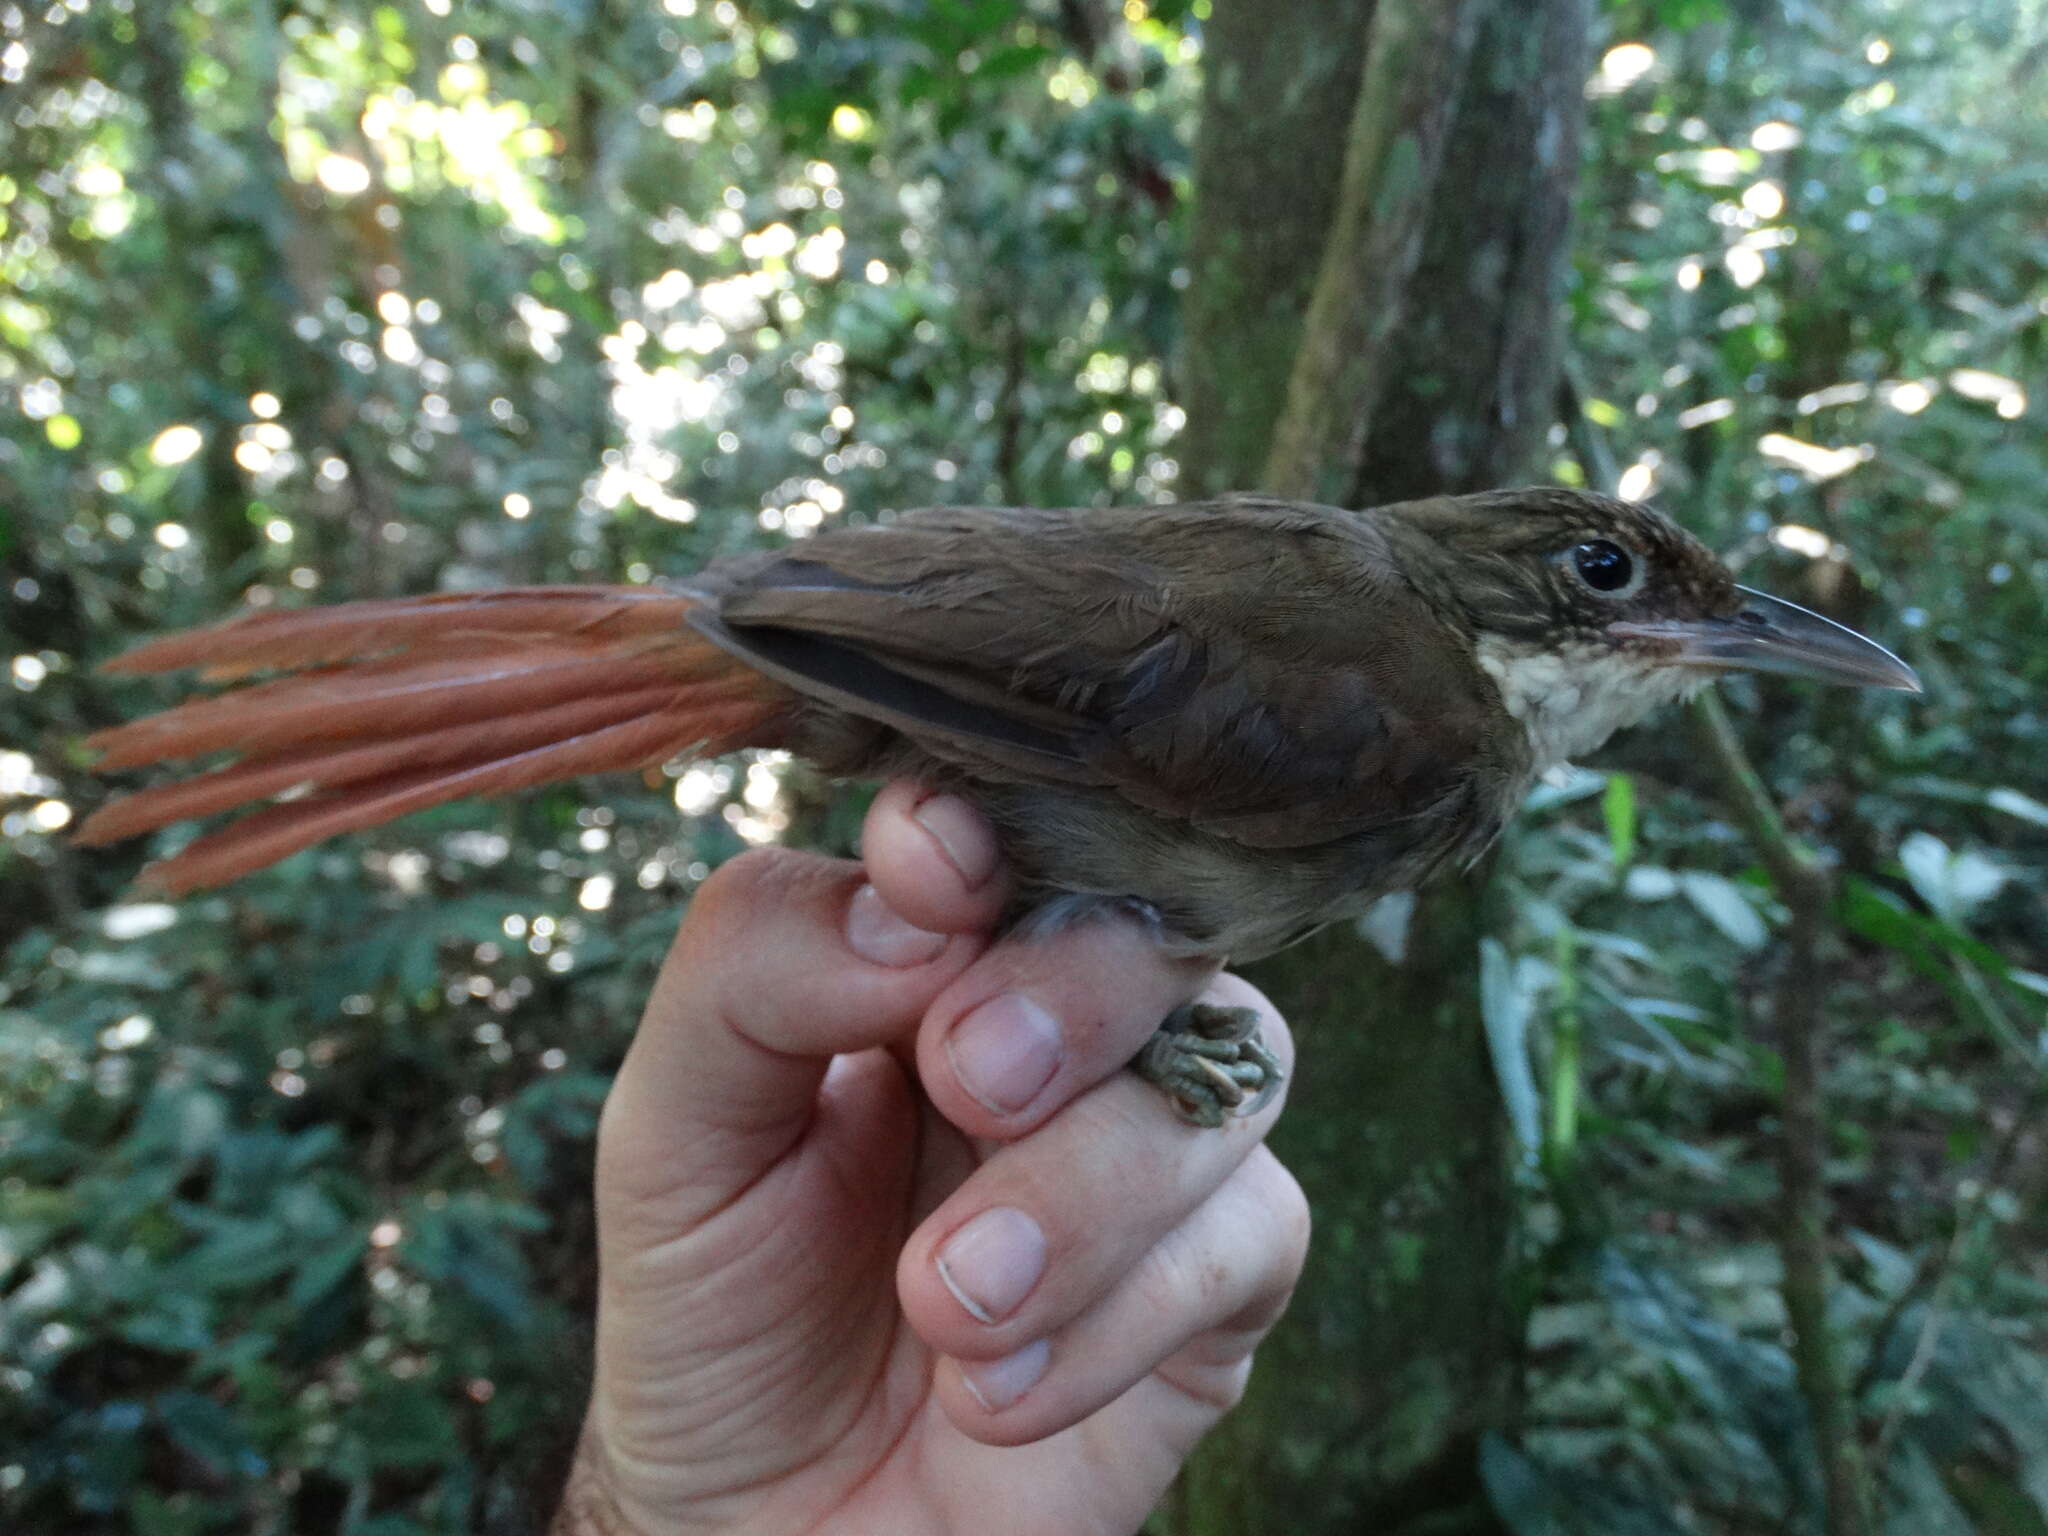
1678,872,1769,951
287,1233,368,1311
155,1389,264,1479
170,1212,299,1292
1595,1252,1814,1504
1986,787,2048,828
340,1377,460,1471
1481,1432,1696,1535
1602,773,1637,872
1481,938,1543,1159
1622,864,1679,901
71,948,176,989
1900,831,2007,926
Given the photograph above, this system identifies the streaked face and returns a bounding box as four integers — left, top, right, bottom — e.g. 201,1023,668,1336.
1435,492,1919,695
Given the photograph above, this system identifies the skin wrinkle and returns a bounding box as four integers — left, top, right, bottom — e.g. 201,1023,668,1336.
606,1101,916,1435
1145,1198,1301,1416
1115,1167,1282,1348
679,1231,957,1534
1153,1347,1259,1416
605,1201,908,1491
998,1244,1281,1531
601,1295,836,1453
609,1154,861,1343
598,1089,813,1243
598,1023,954,1530
608,1336,921,1536
786,1343,972,1536
685,1281,939,1536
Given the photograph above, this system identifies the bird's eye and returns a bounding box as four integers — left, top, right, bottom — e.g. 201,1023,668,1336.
1569,539,1639,596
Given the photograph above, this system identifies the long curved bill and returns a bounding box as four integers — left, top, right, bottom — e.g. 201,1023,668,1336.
1616,587,1922,693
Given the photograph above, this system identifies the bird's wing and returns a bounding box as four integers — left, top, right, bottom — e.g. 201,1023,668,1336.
688,499,1508,849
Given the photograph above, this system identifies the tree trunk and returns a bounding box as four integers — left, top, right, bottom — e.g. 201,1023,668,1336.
1260,0,1487,504
1178,0,1376,499
1166,1,1593,1528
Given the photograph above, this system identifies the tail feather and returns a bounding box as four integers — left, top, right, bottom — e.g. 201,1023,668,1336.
103,586,692,678
77,685,686,844
82,585,796,892
87,646,696,769
126,707,736,897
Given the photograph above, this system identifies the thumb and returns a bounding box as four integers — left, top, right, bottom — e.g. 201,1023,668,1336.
597,844,983,1225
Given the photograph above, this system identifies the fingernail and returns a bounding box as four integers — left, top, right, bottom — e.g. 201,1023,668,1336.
936,1207,1047,1324
960,1338,1049,1414
845,883,947,968
948,994,1061,1114
914,794,998,888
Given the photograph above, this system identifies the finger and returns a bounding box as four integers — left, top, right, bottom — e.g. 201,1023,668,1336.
899,976,1292,1358
862,779,1011,936
932,1143,1312,1446
916,913,1213,1138
599,847,983,1223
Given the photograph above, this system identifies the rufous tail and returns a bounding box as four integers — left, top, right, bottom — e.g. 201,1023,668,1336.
78,586,795,894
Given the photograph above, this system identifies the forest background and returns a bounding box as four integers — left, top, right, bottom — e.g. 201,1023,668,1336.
3,1,2046,1532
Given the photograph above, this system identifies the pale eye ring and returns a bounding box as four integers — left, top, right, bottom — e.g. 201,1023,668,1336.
1566,539,1644,598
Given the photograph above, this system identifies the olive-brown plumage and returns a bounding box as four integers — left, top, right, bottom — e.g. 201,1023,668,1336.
82,486,1916,971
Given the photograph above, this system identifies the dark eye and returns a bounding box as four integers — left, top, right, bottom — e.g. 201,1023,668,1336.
1571,539,1636,594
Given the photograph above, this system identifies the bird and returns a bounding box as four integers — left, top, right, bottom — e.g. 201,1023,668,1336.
78,488,1920,1124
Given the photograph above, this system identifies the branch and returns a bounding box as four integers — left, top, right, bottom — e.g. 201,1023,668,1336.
1692,693,1867,1536
1690,693,1830,909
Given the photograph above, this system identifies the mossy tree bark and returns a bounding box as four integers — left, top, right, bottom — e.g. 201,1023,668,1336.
1178,0,1378,500
1163,1,1594,1529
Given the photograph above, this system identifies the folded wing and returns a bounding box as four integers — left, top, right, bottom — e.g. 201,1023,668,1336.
694,499,1507,849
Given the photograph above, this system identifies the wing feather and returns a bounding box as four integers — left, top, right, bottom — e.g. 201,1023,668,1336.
694,501,1507,848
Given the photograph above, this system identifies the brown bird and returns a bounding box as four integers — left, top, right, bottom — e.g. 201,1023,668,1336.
79,489,1918,1123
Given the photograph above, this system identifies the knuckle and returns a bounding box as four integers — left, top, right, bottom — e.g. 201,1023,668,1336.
685,847,813,947
1131,1237,1203,1318
1208,1356,1255,1412
1272,1173,1313,1275
673,849,842,1029
695,845,791,911
1250,1153,1313,1278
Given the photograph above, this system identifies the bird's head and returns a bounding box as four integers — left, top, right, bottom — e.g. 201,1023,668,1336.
1379,487,1920,770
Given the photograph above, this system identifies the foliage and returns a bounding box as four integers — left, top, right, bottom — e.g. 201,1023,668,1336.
1,0,2044,1532
1487,3,2048,1527
3,2,1191,1529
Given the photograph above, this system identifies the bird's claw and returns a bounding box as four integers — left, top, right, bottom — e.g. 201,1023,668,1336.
1131,1001,1285,1129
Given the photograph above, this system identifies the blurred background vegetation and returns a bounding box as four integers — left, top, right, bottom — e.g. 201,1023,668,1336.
2,0,2044,1532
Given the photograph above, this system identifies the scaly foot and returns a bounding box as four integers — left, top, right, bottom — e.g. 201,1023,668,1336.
1131,1001,1285,1129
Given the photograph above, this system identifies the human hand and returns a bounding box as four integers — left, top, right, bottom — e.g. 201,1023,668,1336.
551,780,1310,1536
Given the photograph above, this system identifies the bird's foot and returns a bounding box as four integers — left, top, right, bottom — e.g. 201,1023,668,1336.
1132,1001,1285,1129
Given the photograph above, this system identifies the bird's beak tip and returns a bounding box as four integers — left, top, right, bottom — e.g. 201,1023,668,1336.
1616,587,1922,695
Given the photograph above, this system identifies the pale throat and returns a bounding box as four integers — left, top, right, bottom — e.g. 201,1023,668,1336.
1476,635,1707,776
